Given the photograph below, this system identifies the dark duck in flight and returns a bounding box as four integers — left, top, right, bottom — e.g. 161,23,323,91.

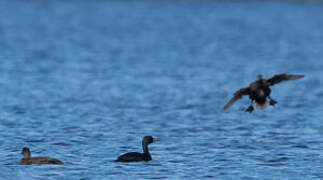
115,136,158,162
223,73,305,112
20,147,64,165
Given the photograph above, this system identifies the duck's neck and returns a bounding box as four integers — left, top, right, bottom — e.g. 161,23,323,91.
23,152,31,158
142,142,152,160
142,142,149,153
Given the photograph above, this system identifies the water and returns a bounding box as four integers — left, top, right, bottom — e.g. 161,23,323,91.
0,0,323,179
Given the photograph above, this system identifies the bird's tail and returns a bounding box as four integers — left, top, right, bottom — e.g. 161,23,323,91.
256,102,267,109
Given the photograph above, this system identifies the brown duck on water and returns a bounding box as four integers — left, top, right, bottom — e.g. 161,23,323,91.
223,73,305,113
20,147,64,165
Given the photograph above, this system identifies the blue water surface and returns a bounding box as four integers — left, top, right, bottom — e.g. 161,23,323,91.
0,0,323,179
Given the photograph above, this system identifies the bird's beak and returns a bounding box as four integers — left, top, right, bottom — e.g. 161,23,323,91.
153,138,159,142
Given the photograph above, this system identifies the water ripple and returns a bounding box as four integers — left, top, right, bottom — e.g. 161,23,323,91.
0,0,323,179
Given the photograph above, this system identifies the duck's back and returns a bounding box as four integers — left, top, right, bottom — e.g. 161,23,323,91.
20,157,64,165
116,152,149,162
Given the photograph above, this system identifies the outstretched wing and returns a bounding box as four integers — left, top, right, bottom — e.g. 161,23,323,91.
223,87,250,110
267,74,305,86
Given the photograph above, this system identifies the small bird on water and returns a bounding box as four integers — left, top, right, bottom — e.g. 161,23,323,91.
223,73,305,113
19,147,64,165
115,136,158,162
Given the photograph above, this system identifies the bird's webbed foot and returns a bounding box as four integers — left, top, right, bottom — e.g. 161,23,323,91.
269,99,277,106
245,105,254,113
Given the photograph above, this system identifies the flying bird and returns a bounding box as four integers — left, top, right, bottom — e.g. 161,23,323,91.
223,73,305,112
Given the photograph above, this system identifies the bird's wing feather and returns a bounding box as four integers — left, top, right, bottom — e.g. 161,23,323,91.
116,152,143,162
29,157,64,164
223,87,250,110
267,74,304,86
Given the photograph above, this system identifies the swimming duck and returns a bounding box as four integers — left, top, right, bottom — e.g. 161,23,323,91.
115,136,158,162
223,73,305,112
20,147,64,165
